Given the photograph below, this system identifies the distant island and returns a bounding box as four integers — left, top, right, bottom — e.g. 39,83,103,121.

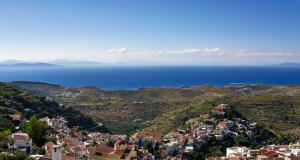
0,62,60,68
0,59,105,67
278,62,300,66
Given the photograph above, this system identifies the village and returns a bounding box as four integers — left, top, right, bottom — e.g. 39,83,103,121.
4,104,300,160
158,104,300,160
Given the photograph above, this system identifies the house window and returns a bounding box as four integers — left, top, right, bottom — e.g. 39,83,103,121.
54,148,56,152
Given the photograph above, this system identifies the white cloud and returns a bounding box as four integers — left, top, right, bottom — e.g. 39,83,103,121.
1,48,300,65
202,48,224,53
234,50,300,57
106,48,127,56
132,48,300,65
155,48,224,56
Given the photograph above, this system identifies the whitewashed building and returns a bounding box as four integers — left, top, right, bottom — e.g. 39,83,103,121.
12,132,32,155
226,146,249,158
52,144,63,160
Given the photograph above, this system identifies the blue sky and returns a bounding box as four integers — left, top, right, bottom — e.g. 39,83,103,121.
0,0,300,65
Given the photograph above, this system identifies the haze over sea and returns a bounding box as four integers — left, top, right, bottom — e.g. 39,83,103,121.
0,66,300,90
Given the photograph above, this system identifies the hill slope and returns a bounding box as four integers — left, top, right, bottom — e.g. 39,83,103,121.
0,82,108,132
215,95,300,140
8,81,300,138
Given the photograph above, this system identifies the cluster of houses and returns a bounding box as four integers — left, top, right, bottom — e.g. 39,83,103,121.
6,103,300,160
130,132,163,159
39,116,140,160
8,112,169,160
154,104,259,159
208,141,300,160
7,113,138,160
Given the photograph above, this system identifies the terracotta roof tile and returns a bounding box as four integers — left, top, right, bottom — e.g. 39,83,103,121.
9,114,21,121
12,133,29,141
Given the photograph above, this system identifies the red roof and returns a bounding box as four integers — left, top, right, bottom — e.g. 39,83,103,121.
9,114,21,121
143,132,162,142
260,149,278,158
207,157,219,160
116,139,126,145
131,132,141,140
64,153,76,160
219,120,229,128
13,133,29,141
92,145,115,156
228,157,245,160
63,137,79,147
45,142,54,155
288,156,300,160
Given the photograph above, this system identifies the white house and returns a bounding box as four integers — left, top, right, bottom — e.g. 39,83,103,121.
226,146,249,158
52,144,63,160
12,132,32,155
184,146,194,153
40,116,53,126
52,116,68,129
292,149,300,157
164,141,179,156
199,125,214,135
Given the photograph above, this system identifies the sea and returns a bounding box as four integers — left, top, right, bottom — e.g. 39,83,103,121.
0,66,300,90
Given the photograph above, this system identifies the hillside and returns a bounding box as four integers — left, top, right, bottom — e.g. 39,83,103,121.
0,82,108,132
8,82,235,134
215,95,300,140
8,81,300,138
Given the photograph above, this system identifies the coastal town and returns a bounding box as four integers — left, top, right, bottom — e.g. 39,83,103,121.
2,104,300,160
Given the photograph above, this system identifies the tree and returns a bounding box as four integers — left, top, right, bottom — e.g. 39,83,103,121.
144,141,154,154
210,148,223,157
36,147,46,155
0,152,27,160
106,139,114,147
14,152,27,160
25,116,46,147
234,135,250,146
0,130,11,150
